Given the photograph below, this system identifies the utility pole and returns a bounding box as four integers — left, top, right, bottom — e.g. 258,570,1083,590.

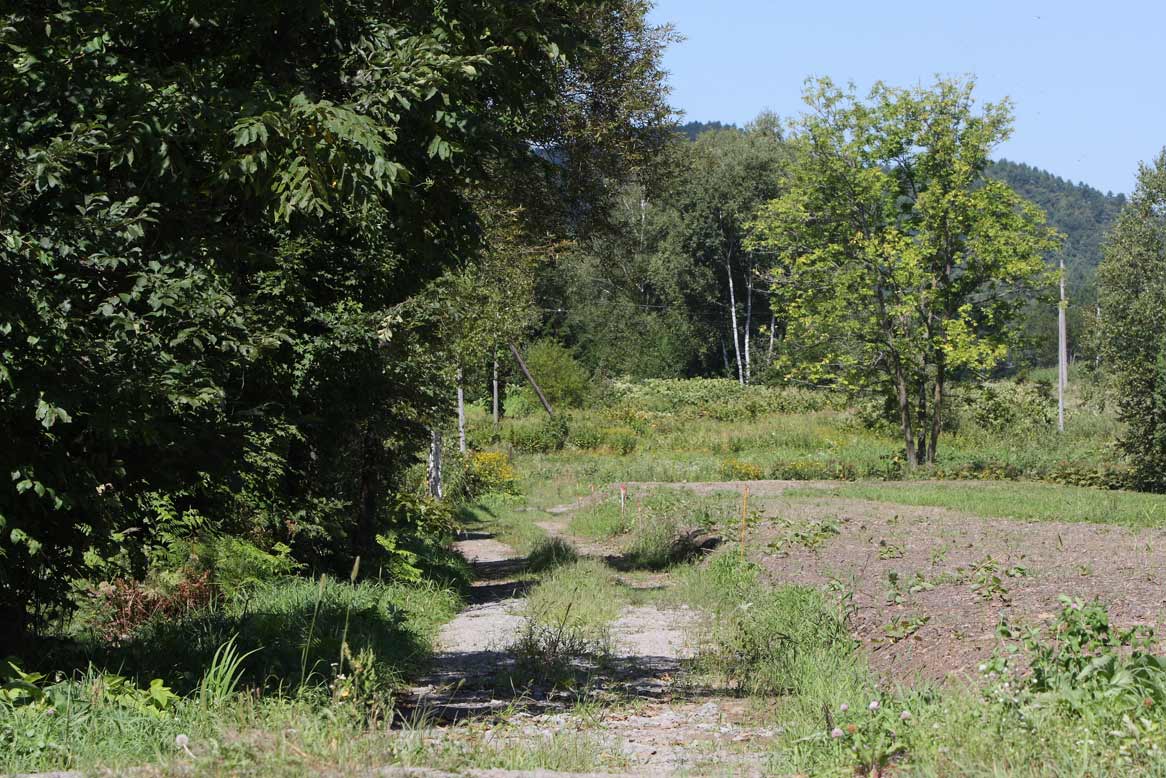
1057,256,1068,433
508,342,554,417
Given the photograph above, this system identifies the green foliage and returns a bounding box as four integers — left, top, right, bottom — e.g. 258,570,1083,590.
98,576,461,694
197,638,256,710
516,339,590,411
1098,152,1166,492
0,0,675,628
508,415,570,453
749,77,1059,466
512,560,620,684
525,537,579,573
994,597,1166,712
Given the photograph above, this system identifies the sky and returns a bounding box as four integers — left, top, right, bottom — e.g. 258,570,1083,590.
648,0,1163,195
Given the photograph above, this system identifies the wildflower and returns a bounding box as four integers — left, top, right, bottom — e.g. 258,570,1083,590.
868,700,880,711
175,735,189,748
831,727,844,738
846,723,858,734
839,702,849,712
900,710,912,721
45,708,56,717
978,663,987,673
1144,698,1155,708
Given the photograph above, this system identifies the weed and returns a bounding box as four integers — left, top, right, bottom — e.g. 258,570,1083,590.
881,614,931,644
197,637,256,710
526,537,579,572
877,540,904,559
970,557,1011,603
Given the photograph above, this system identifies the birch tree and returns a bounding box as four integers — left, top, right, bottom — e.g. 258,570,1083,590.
675,117,787,383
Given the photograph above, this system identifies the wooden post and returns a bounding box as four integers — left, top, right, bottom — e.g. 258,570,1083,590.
508,341,554,417
739,484,750,554
1058,257,1067,433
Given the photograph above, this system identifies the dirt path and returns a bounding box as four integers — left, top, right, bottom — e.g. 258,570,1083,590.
404,503,778,776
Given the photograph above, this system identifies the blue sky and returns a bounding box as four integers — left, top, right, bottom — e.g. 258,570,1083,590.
649,0,1161,194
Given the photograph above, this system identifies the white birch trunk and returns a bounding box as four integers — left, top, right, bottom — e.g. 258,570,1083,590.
767,311,776,365
725,249,744,385
492,350,500,428
743,264,754,385
427,428,443,499
456,367,467,454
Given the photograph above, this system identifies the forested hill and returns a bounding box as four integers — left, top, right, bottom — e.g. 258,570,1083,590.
681,124,1124,293
677,120,736,140
986,159,1126,292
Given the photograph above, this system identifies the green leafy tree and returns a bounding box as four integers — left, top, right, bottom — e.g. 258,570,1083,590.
672,115,788,383
0,0,674,630
1097,152,1166,491
749,78,1059,466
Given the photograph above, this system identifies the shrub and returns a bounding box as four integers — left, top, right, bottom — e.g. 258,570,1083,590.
526,537,579,573
959,380,1056,434
705,584,856,696
512,560,618,684
567,422,604,450
84,572,216,645
514,339,590,411
508,414,569,453
462,451,519,498
720,458,764,480
601,426,638,455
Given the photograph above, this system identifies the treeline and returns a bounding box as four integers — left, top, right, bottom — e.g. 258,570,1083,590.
540,123,1127,376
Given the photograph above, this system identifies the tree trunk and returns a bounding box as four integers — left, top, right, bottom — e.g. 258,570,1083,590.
915,375,929,464
743,264,753,384
357,421,381,555
928,360,945,464
427,428,443,500
726,252,744,385
492,349,500,429
895,365,918,468
456,367,467,454
509,342,554,416
720,329,731,374
767,311,776,366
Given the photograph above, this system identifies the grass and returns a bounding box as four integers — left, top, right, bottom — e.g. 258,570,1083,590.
787,480,1166,528
512,559,625,683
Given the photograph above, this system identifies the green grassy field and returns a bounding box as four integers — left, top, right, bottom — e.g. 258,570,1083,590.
787,480,1166,528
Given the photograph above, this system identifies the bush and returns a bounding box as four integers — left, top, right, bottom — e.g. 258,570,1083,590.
514,339,590,411
720,458,764,480
958,380,1056,434
526,537,579,573
601,426,638,455
567,422,604,450
705,584,856,696
508,414,569,453
462,451,519,498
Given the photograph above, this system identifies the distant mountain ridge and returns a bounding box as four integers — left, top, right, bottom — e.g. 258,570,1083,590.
985,159,1125,293
678,121,1126,293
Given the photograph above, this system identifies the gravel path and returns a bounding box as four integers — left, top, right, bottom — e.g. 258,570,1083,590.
400,501,779,776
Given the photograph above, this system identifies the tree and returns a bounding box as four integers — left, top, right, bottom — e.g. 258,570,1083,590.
1097,152,1166,491
748,78,1059,466
669,115,788,383
0,0,675,629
